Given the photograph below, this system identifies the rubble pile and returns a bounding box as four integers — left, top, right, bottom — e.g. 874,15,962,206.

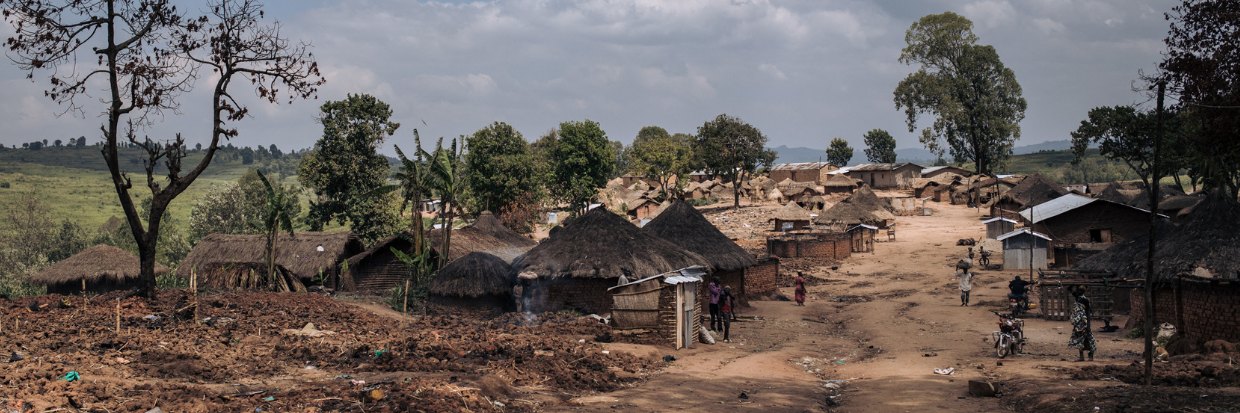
0,291,658,412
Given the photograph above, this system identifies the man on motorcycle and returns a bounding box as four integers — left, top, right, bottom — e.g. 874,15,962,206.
1008,276,1032,314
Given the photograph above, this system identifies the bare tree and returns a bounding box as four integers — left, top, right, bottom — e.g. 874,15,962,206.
2,0,323,296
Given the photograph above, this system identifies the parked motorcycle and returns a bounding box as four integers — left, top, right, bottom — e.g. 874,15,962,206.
992,311,1025,358
1008,293,1029,317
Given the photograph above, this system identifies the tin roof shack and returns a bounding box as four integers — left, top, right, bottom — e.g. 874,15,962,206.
983,217,1017,239
31,245,169,295
771,201,813,232
513,207,708,315
346,212,535,293
998,229,1050,270
178,232,364,291
847,224,878,253
643,200,758,306
990,174,1068,220
769,162,835,184
1019,193,1161,268
428,252,515,317
844,163,923,189
609,266,705,349
1076,195,1240,343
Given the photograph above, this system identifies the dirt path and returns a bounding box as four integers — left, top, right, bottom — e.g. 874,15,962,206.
560,200,1143,413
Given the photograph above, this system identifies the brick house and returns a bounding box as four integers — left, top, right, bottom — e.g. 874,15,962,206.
768,162,835,184
513,207,708,315
1076,195,1240,344
920,165,973,180
844,163,923,189
1019,193,1161,267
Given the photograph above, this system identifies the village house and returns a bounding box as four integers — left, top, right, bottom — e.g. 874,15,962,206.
178,232,364,291
31,245,168,295
847,224,878,253
1077,195,1240,343
643,200,760,305
1019,193,1161,267
608,266,706,349
770,201,813,232
842,163,923,189
821,173,859,195
428,251,515,317
990,174,1068,220
965,176,1019,205
998,229,1050,270
920,165,973,180
983,217,1017,239
768,162,835,184
513,207,708,315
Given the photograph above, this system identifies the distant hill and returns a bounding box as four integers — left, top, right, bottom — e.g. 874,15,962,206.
771,139,1075,165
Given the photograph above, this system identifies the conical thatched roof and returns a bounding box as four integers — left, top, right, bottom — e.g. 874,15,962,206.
1076,194,1240,281
512,207,710,279
771,201,812,222
766,187,784,201
824,174,858,188
776,178,795,188
642,200,756,272
841,186,897,221
430,252,514,298
178,232,363,280
31,245,167,287
814,200,885,227
425,212,537,262
1000,174,1067,208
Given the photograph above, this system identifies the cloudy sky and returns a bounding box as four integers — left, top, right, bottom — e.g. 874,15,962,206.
0,0,1176,155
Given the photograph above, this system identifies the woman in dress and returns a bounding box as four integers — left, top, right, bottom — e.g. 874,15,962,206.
794,272,807,306
1068,287,1096,361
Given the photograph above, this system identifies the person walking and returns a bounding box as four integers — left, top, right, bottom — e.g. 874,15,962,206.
1069,287,1097,361
720,285,735,343
956,267,974,306
708,279,722,331
794,272,807,306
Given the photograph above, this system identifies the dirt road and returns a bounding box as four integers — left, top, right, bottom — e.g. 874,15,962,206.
562,200,1142,413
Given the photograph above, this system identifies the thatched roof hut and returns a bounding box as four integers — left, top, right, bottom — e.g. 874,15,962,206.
178,232,364,289
430,252,514,298
771,201,813,222
31,245,167,294
998,174,1067,208
427,211,537,262
1076,194,1240,281
814,200,888,229
642,200,756,272
514,207,710,280
823,174,858,193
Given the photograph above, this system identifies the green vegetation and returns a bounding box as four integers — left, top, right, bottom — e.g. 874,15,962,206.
825,137,854,166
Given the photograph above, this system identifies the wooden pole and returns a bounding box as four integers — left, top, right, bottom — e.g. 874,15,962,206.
403,278,411,314
1143,81,1165,386
115,298,121,334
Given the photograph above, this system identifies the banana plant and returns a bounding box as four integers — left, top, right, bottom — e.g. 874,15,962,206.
419,136,465,268
257,170,297,292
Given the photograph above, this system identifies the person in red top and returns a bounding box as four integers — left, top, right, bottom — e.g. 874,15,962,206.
720,285,736,343
794,272,807,306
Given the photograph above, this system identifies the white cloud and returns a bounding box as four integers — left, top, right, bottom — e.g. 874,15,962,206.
962,0,1017,29
1032,18,1067,35
758,63,788,81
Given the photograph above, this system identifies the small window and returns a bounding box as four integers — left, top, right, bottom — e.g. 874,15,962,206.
1089,228,1112,243
781,222,794,231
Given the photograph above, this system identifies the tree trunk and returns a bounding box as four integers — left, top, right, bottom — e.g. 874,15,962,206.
138,235,159,297
732,168,743,210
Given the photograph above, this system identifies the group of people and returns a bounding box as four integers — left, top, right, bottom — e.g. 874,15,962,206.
954,262,1099,361
707,280,737,343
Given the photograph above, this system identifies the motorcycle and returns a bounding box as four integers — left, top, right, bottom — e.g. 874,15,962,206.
991,311,1025,358
1008,293,1029,317
979,250,992,268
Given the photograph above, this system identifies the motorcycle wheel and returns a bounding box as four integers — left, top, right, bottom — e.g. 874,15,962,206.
996,335,1010,358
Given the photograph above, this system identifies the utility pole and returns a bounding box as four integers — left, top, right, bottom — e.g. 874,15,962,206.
1143,81,1165,386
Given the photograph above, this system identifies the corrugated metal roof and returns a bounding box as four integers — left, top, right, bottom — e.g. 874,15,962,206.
848,162,924,172
982,217,1018,224
996,228,1051,241
848,224,878,231
1018,193,1096,223
771,162,833,171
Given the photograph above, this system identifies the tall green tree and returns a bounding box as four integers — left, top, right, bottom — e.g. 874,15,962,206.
188,169,300,244
551,120,615,214
826,137,854,166
628,126,695,197
464,122,539,215
1070,106,1190,189
298,94,401,244
1159,0,1240,199
2,0,324,297
893,12,1027,176
862,129,898,163
422,137,466,267
693,114,776,209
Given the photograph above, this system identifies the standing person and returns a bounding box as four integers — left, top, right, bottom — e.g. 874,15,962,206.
1069,287,1097,361
720,285,735,343
957,267,974,306
708,279,722,331
794,272,807,306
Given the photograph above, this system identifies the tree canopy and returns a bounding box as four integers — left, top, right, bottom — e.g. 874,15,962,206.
862,129,898,163
298,94,401,244
627,126,695,198
550,120,615,214
693,114,776,209
464,122,539,215
826,138,854,167
893,12,1026,176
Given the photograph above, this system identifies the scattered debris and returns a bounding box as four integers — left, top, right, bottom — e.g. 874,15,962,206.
933,367,955,375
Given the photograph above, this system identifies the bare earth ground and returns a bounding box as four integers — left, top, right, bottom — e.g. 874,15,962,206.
4,198,1240,412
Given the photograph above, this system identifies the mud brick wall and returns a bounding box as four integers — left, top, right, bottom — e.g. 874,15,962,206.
1129,283,1240,343
766,236,851,259
744,258,781,298
526,278,616,315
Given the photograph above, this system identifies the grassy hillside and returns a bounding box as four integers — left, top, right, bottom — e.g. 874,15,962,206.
0,146,297,232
